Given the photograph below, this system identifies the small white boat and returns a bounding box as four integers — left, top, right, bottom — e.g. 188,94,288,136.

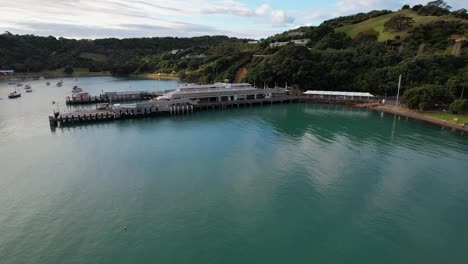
8,91,21,99
72,86,83,93
17,83,23,87
25,85,32,93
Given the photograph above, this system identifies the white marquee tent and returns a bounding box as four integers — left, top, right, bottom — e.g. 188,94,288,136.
303,90,374,99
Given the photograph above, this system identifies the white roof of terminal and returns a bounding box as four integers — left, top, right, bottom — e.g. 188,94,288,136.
303,90,374,97
178,82,252,89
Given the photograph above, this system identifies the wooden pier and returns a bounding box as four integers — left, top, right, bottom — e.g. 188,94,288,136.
51,97,303,126
50,96,377,127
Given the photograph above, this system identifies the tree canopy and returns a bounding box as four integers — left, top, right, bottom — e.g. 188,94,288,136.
384,14,415,32
427,0,451,10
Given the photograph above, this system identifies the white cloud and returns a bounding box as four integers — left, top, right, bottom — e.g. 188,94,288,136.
269,10,295,25
255,4,270,15
0,0,285,38
11,0,467,39
200,1,271,17
200,0,255,16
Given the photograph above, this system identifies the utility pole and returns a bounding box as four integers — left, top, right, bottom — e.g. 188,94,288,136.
396,74,402,107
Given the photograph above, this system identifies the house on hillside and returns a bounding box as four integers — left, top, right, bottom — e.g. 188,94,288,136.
171,49,184,55
248,40,259,44
292,39,311,46
269,42,289,47
269,39,311,48
182,54,207,60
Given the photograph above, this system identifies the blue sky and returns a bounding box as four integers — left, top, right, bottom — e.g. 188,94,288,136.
0,0,465,39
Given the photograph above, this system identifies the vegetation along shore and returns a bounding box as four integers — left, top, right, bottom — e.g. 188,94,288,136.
372,104,468,133
1,0,467,118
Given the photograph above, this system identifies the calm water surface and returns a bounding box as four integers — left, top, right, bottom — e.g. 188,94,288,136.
1,77,468,263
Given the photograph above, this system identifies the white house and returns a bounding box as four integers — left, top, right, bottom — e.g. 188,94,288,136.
182,54,207,59
171,49,184,55
293,39,311,46
269,42,289,47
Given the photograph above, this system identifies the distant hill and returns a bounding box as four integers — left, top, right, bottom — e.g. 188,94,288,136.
336,9,466,41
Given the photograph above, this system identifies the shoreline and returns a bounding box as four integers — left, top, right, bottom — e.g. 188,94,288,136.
0,72,111,79
0,72,180,81
370,104,468,133
130,73,179,81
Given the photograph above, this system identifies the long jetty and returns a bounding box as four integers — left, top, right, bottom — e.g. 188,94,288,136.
50,96,379,127
52,97,303,126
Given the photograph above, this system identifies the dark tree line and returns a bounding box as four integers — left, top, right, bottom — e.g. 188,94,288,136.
0,32,242,73
321,10,393,28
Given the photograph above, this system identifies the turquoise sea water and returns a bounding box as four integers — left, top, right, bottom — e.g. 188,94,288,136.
1,77,468,263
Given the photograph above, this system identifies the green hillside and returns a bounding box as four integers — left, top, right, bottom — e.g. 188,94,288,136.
79,52,108,62
336,9,463,41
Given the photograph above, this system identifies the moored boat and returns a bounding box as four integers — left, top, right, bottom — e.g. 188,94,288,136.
8,91,21,99
72,86,83,93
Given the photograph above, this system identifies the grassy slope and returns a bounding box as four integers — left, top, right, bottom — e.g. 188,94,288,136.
336,9,460,41
425,112,468,123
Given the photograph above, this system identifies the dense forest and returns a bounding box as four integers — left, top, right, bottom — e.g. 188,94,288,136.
0,1,467,110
